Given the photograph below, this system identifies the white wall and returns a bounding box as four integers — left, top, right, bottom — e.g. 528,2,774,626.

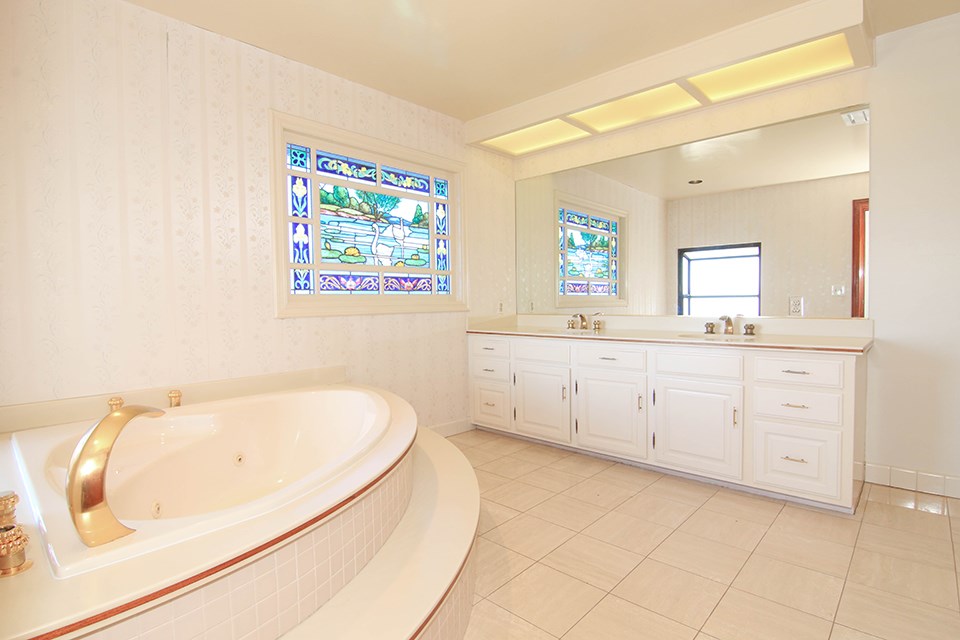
666,173,869,317
0,0,516,431
866,13,960,478
515,168,666,315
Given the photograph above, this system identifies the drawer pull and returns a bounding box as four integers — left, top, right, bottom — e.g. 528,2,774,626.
781,402,810,409
482,402,496,407
482,368,495,372
562,385,567,401
599,356,618,361
782,369,811,375
781,455,809,464
482,347,495,351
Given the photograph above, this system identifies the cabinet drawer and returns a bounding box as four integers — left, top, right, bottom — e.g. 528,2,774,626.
754,386,842,425
513,339,571,364
577,344,646,371
755,357,843,388
655,351,742,380
754,421,840,498
471,357,510,382
472,382,511,430
469,336,510,359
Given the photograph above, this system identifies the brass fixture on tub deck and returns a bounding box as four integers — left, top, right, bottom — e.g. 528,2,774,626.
168,389,182,408
0,491,32,577
66,405,165,547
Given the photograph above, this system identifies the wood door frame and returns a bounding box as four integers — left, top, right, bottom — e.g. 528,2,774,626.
851,198,868,317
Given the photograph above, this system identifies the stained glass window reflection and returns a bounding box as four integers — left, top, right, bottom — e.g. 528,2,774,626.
558,205,620,299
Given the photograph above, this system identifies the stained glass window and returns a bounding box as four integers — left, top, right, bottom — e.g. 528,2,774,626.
558,204,622,299
287,144,311,172
315,151,377,184
382,165,431,195
278,120,458,312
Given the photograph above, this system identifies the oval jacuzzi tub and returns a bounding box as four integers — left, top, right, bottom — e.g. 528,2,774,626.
11,384,417,580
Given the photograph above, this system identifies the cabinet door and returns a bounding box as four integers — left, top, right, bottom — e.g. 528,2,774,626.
654,377,742,479
575,368,647,460
514,363,571,443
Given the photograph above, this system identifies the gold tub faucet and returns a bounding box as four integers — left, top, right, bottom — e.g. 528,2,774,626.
66,405,165,547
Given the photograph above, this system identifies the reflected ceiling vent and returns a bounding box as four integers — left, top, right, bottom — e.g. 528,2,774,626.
840,108,870,126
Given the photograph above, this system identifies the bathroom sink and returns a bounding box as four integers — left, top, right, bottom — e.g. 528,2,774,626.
676,333,757,342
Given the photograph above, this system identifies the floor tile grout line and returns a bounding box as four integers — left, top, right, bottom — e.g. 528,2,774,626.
459,431,960,638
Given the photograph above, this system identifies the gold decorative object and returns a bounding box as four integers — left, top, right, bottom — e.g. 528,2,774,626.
168,389,182,408
66,405,165,547
0,491,31,577
0,491,17,528
107,396,124,412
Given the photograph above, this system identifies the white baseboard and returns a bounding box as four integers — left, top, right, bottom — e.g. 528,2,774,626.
426,419,472,437
864,463,960,498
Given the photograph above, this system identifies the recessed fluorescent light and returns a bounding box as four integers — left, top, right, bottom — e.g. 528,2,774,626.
688,33,854,102
481,119,590,155
567,84,701,133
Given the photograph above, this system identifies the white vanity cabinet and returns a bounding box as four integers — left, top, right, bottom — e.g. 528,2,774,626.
511,339,572,443
750,354,860,505
466,330,867,512
652,350,743,480
468,336,512,431
573,343,648,461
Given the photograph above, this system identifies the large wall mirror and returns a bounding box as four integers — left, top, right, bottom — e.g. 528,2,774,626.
516,108,870,318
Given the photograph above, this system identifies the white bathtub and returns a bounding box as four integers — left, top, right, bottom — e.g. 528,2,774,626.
11,384,417,579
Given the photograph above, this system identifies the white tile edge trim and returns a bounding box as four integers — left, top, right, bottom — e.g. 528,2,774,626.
866,463,960,498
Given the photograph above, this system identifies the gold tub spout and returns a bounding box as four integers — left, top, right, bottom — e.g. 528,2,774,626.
66,405,165,547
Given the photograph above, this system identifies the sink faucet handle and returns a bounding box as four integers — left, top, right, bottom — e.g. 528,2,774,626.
107,396,124,413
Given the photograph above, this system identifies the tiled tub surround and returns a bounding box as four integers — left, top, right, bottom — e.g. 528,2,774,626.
452,429,960,640
79,454,414,640
0,385,417,640
287,428,480,640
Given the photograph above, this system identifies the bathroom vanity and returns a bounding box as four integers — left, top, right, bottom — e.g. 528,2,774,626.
467,322,871,512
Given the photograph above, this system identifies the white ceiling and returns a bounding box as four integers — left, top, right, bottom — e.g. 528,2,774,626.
584,109,870,200
123,0,960,122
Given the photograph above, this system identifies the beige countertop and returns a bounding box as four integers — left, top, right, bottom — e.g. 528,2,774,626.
467,325,873,354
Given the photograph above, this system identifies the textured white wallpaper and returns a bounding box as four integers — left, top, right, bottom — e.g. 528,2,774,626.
0,0,516,430
666,173,869,317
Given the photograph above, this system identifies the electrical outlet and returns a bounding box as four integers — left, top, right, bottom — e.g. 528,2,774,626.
498,301,504,314
788,296,804,317
831,284,846,296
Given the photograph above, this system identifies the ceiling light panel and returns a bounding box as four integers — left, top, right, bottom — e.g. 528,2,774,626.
481,119,590,155
568,83,701,133
688,33,854,103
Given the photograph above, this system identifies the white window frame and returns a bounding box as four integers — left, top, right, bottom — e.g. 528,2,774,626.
555,192,628,309
272,112,467,317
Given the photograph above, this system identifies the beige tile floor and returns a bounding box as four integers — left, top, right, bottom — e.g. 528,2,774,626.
447,429,960,640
